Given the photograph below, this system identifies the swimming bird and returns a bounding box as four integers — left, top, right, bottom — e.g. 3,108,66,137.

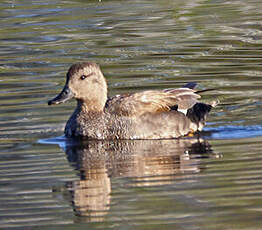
48,62,217,139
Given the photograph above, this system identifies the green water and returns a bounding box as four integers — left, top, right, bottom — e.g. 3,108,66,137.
1,0,262,229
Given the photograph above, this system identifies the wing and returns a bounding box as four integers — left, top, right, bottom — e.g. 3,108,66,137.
105,88,200,117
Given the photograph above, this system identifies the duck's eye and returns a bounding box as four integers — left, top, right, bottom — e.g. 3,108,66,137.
80,75,87,80
80,73,93,80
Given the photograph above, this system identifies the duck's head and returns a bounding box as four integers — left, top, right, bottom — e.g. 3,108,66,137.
48,62,108,111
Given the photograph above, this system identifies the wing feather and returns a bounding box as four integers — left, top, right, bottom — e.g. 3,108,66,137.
105,88,200,117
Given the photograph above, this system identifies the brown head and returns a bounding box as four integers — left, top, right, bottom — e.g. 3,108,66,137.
48,62,108,111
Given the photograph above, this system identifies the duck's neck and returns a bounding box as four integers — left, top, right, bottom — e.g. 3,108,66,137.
77,99,106,113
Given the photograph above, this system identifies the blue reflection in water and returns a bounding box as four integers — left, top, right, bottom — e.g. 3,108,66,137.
204,125,262,139
39,135,67,148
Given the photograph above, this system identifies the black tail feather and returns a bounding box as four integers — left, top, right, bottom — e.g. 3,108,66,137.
186,103,212,130
183,82,197,89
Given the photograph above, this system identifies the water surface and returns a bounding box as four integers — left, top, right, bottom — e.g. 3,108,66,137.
1,0,262,229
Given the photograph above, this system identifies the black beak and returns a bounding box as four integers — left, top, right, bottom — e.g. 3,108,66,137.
48,86,74,105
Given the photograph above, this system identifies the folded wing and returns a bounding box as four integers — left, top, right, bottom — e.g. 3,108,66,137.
105,87,201,117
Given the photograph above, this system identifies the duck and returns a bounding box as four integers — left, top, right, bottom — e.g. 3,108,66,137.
48,62,218,139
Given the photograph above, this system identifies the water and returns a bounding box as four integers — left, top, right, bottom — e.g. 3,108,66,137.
1,0,262,229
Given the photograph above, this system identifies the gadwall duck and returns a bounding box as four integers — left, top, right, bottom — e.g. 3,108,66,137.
48,62,217,139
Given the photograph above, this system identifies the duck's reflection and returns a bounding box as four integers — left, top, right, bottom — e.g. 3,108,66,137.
64,138,218,221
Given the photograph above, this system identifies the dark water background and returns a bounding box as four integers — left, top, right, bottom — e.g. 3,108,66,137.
1,0,262,229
